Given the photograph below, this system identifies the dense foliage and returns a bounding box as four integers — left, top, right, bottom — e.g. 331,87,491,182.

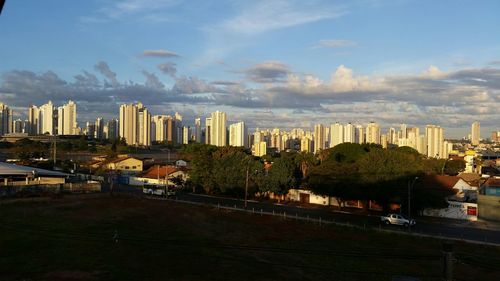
182,143,456,214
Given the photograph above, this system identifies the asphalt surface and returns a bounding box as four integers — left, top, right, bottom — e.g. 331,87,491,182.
105,184,500,245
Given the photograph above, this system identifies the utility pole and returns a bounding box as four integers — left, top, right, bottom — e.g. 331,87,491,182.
245,166,249,209
53,139,57,167
408,177,418,219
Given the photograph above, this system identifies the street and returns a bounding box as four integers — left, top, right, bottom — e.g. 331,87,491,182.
105,184,500,245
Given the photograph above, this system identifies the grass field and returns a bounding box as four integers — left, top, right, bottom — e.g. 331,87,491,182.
0,195,499,281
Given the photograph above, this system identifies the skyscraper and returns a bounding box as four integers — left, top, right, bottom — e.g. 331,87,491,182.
366,122,380,144
471,121,480,146
119,102,150,146
57,100,77,135
229,121,247,147
39,101,54,135
344,123,355,143
205,117,212,145
95,117,104,140
107,119,119,141
28,105,39,135
425,125,444,158
210,111,227,147
314,124,326,153
330,122,344,147
151,115,168,143
194,118,202,143
0,103,13,136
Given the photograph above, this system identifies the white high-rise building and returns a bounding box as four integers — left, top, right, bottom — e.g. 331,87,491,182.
314,124,326,153
151,115,168,143
355,125,364,144
330,122,344,148
39,101,54,135
471,121,480,146
0,103,13,136
210,111,227,147
366,122,380,144
57,100,77,135
119,102,151,146
229,121,247,147
400,123,407,139
28,105,39,135
425,125,444,158
344,123,355,143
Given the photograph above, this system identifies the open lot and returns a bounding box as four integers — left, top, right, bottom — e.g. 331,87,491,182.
0,195,499,281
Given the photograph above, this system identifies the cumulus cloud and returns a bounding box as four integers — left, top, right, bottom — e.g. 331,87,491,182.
142,71,165,90
312,39,357,49
142,49,180,58
2,62,500,131
94,61,119,87
244,61,290,83
157,62,177,77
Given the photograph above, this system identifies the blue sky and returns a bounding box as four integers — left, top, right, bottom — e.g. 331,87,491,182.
1,0,500,138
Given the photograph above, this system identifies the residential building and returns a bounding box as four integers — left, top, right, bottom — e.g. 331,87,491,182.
57,100,77,135
0,103,13,136
426,125,445,158
210,111,227,147
366,122,380,144
314,124,326,153
229,121,247,147
39,101,54,135
471,121,480,145
119,103,150,146
330,122,343,148
95,117,104,140
194,117,201,143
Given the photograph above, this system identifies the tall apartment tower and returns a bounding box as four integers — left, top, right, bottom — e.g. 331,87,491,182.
330,122,344,148
229,121,247,147
39,101,54,135
151,115,168,143
119,102,151,146
107,119,119,141
366,122,380,144
0,103,13,136
28,105,39,135
344,123,355,143
95,117,104,140
313,124,326,153
355,125,364,144
425,125,444,158
210,111,227,147
194,118,202,143
205,117,212,145
57,100,77,135
471,121,480,146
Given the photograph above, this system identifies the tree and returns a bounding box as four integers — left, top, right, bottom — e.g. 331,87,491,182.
443,159,466,175
325,143,367,164
256,157,295,202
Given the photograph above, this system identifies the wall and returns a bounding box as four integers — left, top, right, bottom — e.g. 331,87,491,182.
478,194,500,222
423,200,478,221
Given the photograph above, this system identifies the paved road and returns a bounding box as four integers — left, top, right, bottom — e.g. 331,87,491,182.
105,185,500,245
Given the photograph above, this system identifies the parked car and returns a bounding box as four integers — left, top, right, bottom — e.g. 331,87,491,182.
142,184,176,197
380,213,416,227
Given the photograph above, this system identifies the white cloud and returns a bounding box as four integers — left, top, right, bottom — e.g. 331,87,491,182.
312,39,357,49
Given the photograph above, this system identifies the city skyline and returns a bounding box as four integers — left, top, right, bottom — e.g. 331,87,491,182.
1,1,500,138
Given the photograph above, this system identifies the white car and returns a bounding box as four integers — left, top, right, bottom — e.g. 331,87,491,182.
380,213,416,227
143,185,176,197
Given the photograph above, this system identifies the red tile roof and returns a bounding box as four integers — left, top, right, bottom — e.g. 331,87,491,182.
140,165,179,179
